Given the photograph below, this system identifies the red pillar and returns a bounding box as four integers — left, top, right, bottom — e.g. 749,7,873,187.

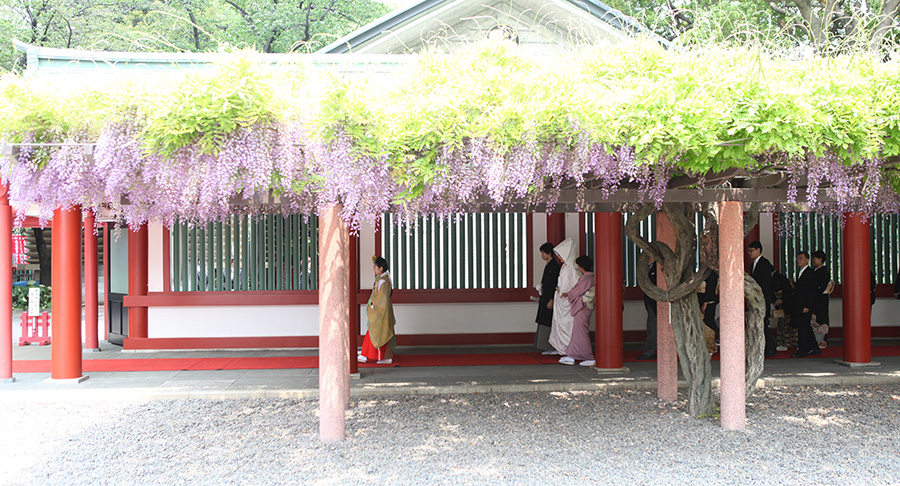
319,204,350,442
719,202,746,430
841,212,873,364
83,212,99,351
0,186,12,382
546,213,566,246
50,206,86,382
127,224,149,338
594,212,623,369
656,213,677,402
348,232,359,376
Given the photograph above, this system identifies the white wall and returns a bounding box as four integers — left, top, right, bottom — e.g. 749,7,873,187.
148,221,165,292
759,212,775,263
149,305,320,338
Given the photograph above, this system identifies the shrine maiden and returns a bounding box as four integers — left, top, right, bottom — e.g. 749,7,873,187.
358,256,396,365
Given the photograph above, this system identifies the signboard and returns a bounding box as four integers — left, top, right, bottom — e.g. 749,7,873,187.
28,287,41,316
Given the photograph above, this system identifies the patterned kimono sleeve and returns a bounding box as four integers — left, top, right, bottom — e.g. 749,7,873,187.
367,278,392,326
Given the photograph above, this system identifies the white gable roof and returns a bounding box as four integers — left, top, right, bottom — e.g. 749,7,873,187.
319,0,668,54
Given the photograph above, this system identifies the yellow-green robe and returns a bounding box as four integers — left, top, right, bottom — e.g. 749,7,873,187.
366,272,396,349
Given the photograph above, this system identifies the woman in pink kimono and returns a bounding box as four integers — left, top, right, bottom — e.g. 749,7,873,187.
559,255,595,367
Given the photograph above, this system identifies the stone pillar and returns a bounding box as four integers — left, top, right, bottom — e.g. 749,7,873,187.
840,212,876,366
718,201,746,430
83,212,99,351
49,206,87,382
546,213,566,246
594,212,623,369
656,212,678,401
319,204,350,442
127,224,148,339
0,186,12,382
349,232,360,378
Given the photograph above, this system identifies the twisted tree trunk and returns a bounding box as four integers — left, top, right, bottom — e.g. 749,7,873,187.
629,203,713,416
627,202,767,417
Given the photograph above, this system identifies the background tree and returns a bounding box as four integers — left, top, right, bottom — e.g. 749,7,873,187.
0,0,389,71
215,0,389,53
605,0,899,53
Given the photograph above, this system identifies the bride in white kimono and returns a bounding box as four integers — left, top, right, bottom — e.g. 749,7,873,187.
549,238,579,357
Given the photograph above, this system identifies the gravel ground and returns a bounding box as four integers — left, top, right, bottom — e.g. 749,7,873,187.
1,385,898,485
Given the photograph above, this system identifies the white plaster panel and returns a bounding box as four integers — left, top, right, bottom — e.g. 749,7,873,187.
565,212,580,250
148,221,164,292
386,302,536,334
148,305,319,338
141,299,900,340
759,212,775,263
533,213,547,288
359,223,376,289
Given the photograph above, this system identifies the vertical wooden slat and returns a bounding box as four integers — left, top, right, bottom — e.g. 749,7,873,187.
249,218,258,291
212,221,221,291
300,216,309,290
275,216,283,291
205,222,213,291
172,224,182,291
468,214,476,288
418,217,426,289
450,215,458,289
198,225,207,292
310,216,318,290
498,213,506,288
239,215,248,290
224,218,232,291
188,225,197,291
180,223,189,292
397,220,404,288
265,214,270,290
291,215,299,290
513,214,521,288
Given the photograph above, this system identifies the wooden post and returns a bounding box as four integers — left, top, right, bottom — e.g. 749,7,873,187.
127,224,148,339
546,213,566,246
840,212,875,366
83,212,99,351
594,212,623,369
0,185,12,382
49,206,87,382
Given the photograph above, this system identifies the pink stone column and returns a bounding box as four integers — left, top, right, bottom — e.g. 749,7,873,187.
718,201,745,430
656,213,677,402
318,204,350,442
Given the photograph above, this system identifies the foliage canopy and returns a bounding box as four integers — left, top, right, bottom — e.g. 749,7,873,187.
1,40,899,227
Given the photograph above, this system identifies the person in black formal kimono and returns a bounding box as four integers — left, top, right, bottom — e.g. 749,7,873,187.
811,250,832,347
535,242,561,354
792,251,822,357
697,270,719,354
748,241,777,357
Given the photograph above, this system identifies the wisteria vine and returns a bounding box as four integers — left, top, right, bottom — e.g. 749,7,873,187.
1,41,899,230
